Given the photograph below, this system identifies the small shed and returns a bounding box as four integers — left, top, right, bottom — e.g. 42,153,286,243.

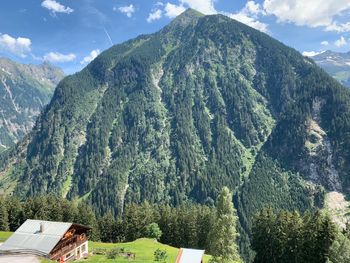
0,219,90,261
175,248,205,263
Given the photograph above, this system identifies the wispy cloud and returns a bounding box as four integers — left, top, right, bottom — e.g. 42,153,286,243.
227,1,268,33
302,50,324,57
164,3,186,18
334,36,347,47
80,49,100,65
179,0,216,15
117,4,135,18
147,9,163,23
44,52,76,63
0,34,31,57
41,0,74,14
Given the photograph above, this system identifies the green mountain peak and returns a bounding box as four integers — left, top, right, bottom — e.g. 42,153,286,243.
2,11,350,262
167,8,204,28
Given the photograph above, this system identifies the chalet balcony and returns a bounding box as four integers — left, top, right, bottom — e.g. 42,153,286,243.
50,234,88,260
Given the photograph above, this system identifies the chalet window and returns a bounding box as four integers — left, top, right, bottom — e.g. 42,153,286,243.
82,244,86,252
65,252,73,259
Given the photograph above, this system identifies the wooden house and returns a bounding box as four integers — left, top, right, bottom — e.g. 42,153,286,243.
0,219,90,261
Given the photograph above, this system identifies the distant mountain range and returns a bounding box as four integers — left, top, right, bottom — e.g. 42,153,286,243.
312,50,350,87
0,57,64,151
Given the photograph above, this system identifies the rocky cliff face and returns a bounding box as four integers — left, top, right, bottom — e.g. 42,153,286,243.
0,58,64,150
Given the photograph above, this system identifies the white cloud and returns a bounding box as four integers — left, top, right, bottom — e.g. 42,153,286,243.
0,34,31,57
149,0,350,35
302,51,324,57
165,3,186,18
227,1,268,33
321,41,329,46
152,0,268,32
334,36,347,47
80,49,100,65
246,1,266,15
41,0,74,14
44,52,76,63
326,22,350,33
229,13,268,33
118,4,135,18
147,9,163,23
263,0,350,32
179,0,216,15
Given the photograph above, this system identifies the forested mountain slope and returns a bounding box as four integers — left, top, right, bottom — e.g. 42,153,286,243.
0,58,63,151
1,9,350,261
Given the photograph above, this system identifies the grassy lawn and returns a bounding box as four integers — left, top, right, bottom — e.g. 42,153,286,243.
74,238,211,263
0,231,12,242
0,232,211,262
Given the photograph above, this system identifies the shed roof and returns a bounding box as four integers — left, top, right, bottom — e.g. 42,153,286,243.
0,219,73,256
175,248,205,263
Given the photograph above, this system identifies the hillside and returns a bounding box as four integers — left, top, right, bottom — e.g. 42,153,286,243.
0,233,213,263
0,58,64,151
312,50,350,87
74,238,212,263
1,9,350,261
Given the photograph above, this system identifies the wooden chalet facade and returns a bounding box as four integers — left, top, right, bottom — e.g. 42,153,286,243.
50,223,90,261
0,219,90,262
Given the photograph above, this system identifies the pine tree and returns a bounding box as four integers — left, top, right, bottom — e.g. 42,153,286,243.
209,187,241,263
75,202,100,241
328,231,350,263
98,211,116,242
5,196,24,231
252,209,338,263
251,207,277,263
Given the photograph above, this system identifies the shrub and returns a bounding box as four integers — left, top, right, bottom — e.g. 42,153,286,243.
154,248,168,262
145,222,162,240
106,247,122,259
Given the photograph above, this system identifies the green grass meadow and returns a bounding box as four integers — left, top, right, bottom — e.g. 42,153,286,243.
0,232,211,263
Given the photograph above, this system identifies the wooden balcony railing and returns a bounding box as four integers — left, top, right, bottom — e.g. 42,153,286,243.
50,235,88,260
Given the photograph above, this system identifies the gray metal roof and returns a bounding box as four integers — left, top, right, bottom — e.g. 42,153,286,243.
177,248,205,263
0,219,73,256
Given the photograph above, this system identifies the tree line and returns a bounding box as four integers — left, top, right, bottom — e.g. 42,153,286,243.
1,190,346,263
0,187,241,262
251,208,350,263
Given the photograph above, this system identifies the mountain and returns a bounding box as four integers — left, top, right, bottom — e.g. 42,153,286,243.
312,50,350,87
0,58,64,151
1,9,350,260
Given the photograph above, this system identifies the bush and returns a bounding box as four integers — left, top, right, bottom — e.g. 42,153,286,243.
106,247,122,259
145,222,162,240
154,248,168,262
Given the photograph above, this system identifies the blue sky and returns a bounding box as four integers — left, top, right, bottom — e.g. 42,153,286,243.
1,0,350,74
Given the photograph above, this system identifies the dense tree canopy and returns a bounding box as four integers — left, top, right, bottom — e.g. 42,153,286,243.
251,208,338,263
